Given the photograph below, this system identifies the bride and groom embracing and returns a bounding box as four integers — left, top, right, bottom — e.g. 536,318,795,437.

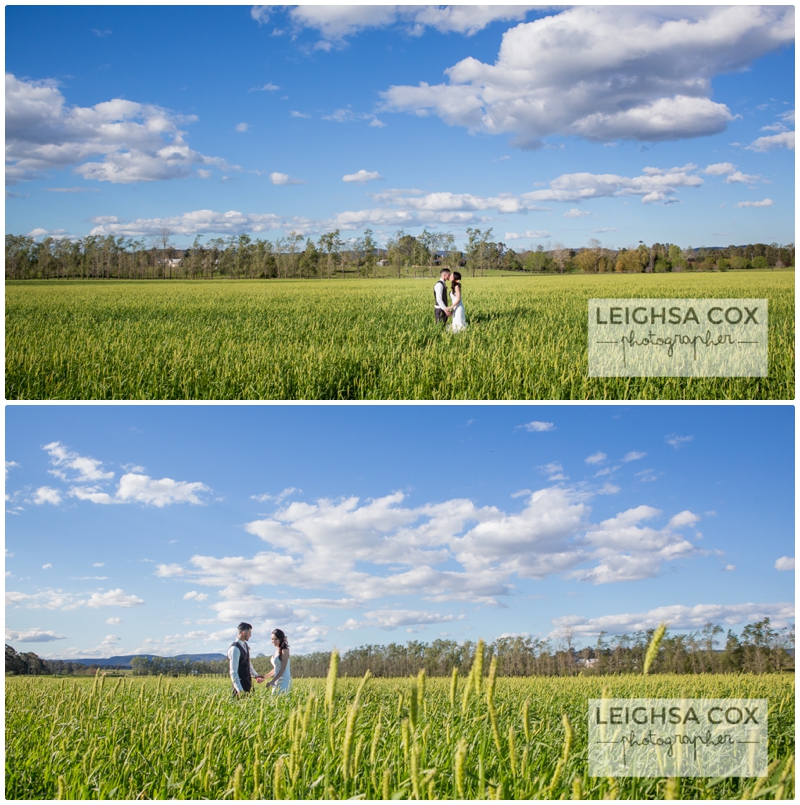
433,268,467,333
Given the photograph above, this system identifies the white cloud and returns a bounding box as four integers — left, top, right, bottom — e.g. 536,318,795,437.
774,556,794,571
735,198,774,208
251,487,301,504
183,590,209,602
668,511,701,529
539,462,567,481
43,441,114,482
725,171,761,184
235,122,249,133
342,169,383,184
251,83,280,92
343,609,460,631
33,486,62,505
253,6,537,45
568,505,700,584
153,488,713,614
106,617,122,625
597,483,620,495
724,565,737,572
747,131,794,152
504,230,551,240
380,7,793,146
93,562,105,567
552,601,795,636
115,473,209,507
42,563,52,570
86,588,145,608
270,172,305,186
522,421,555,432
5,627,66,643
703,162,736,175
585,452,607,465
522,165,703,205
88,209,288,238
564,208,592,218
6,74,234,185
622,451,647,462
666,434,693,449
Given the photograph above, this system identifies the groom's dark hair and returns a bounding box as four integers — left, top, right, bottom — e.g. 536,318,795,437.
440,268,450,276
237,622,253,632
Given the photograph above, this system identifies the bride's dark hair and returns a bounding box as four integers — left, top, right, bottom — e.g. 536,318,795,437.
272,628,289,656
451,271,461,289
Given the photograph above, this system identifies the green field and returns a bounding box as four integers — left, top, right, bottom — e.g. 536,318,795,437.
5,272,794,399
5,671,794,800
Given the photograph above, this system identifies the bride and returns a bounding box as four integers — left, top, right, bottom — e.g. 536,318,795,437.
265,628,291,694
448,272,467,333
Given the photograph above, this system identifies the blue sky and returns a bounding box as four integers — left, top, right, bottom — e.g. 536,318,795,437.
5,5,795,252
5,404,794,659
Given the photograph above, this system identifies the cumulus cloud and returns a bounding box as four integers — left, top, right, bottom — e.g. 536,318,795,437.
38,441,210,508
343,169,383,184
774,556,794,571
622,451,647,462
183,590,209,601
114,474,209,507
666,434,693,449
88,209,291,238
522,421,555,432
747,131,794,152
380,7,793,146
86,589,145,608
7,587,143,611
504,230,551,240
567,505,700,584
6,73,234,185
44,441,114,483
154,487,710,621
564,208,592,218
703,162,736,175
552,601,795,636
270,172,305,186
235,122,249,133
735,198,774,208
522,165,703,204
343,609,460,631
253,5,537,46
5,627,66,643
33,486,62,505
585,452,607,465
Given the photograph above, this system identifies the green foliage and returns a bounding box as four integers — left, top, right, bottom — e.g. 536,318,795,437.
5,273,794,400
5,673,794,799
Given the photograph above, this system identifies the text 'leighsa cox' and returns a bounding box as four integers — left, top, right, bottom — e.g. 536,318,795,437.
588,298,768,377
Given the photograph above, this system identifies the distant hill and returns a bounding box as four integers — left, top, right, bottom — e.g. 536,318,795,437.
53,653,226,669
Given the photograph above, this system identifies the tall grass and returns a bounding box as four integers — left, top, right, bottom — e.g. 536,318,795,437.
5,671,794,799
5,273,794,399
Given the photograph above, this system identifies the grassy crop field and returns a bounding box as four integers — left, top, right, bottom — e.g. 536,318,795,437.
5,272,794,400
5,670,794,800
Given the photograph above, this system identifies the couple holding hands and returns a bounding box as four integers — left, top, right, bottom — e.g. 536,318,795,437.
433,267,467,333
228,622,291,697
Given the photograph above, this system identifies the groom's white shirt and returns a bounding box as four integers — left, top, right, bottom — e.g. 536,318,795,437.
434,279,449,311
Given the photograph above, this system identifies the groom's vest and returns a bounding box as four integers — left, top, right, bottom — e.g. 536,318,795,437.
434,279,447,307
230,640,252,692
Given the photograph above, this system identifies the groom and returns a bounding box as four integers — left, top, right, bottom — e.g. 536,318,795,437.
433,267,452,324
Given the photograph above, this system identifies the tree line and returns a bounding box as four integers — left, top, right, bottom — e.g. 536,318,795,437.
6,618,792,678
6,229,794,281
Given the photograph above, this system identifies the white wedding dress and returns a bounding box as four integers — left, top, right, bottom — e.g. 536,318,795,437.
449,298,467,333
271,652,291,694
